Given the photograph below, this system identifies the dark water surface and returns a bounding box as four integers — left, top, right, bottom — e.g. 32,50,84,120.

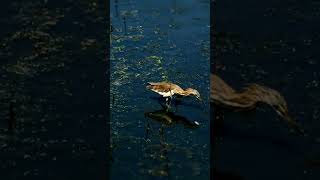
111,0,210,179
0,0,107,179
213,0,320,179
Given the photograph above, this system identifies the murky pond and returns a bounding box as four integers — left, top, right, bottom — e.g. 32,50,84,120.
110,0,210,179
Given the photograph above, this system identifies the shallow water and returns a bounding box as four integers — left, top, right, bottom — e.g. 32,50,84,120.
110,0,210,179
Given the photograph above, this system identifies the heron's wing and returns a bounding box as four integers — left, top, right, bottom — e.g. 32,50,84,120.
147,82,182,93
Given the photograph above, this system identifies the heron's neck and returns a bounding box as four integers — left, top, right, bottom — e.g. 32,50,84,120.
220,92,257,109
179,89,192,96
239,84,275,106
220,86,265,108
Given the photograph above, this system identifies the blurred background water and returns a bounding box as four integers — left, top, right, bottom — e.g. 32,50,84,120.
0,0,107,179
110,0,210,179
213,0,320,179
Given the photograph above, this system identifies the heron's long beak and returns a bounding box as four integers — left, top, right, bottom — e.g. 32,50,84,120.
283,114,305,136
274,107,305,135
198,96,206,108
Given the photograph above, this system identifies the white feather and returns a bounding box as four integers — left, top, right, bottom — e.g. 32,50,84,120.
151,90,175,97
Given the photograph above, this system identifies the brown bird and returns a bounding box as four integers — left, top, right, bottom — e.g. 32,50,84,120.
146,82,201,105
210,74,304,134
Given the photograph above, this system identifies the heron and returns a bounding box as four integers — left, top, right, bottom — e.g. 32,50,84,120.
146,81,201,107
210,74,304,134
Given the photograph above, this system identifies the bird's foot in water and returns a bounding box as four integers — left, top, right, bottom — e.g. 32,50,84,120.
166,97,172,105
159,101,171,111
165,103,171,111
165,103,179,113
163,98,174,111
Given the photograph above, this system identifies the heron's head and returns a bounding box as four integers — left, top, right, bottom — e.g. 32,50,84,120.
253,85,290,119
271,102,290,121
258,86,305,135
245,84,290,119
272,102,306,135
185,88,201,100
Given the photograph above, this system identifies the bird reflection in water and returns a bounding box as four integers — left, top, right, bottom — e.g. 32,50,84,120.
144,109,200,129
142,108,200,177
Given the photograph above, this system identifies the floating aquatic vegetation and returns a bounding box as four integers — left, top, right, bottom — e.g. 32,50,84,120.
128,25,144,33
6,61,37,77
146,55,162,64
112,45,126,53
128,35,144,41
120,10,139,18
111,34,144,43
80,38,97,50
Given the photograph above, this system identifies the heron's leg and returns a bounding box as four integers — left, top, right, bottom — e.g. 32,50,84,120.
168,96,173,106
160,100,169,111
165,97,171,110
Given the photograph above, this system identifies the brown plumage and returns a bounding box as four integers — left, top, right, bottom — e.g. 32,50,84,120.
146,82,201,100
211,74,304,134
